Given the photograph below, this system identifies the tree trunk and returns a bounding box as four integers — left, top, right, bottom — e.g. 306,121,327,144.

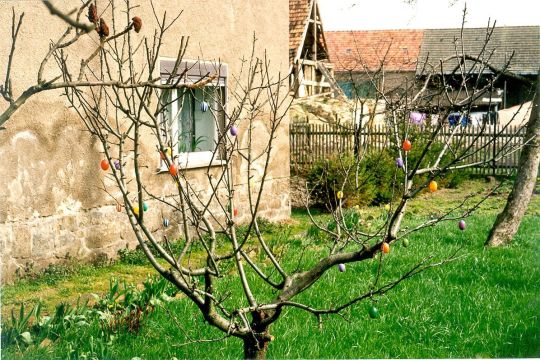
243,336,269,360
486,75,539,246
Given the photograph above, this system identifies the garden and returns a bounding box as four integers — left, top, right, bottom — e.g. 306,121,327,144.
1,2,539,359
2,179,539,359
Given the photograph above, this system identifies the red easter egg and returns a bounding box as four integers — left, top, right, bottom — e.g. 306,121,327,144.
381,242,390,254
402,140,412,152
100,159,109,171
169,164,178,176
233,208,239,217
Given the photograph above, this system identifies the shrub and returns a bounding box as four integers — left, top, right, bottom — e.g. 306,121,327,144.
117,246,148,265
304,133,470,209
1,275,177,356
15,259,83,285
305,150,395,208
406,137,470,189
92,276,177,334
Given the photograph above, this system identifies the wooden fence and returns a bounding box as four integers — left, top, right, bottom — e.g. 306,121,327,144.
290,122,530,175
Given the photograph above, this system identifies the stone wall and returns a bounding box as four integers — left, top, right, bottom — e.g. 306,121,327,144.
1,177,290,283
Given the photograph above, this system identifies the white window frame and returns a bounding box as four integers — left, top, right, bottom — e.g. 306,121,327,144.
158,58,228,171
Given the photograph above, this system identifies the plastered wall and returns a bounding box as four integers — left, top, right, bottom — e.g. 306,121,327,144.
0,0,291,283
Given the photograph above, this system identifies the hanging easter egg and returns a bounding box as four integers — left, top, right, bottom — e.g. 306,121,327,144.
429,180,438,192
163,218,170,227
402,238,410,247
200,101,209,112
368,305,379,319
169,164,178,176
458,220,466,231
402,139,412,152
116,203,122,212
230,126,238,136
409,112,426,125
381,242,390,254
396,157,404,168
160,147,173,160
338,263,346,272
133,207,139,216
384,204,390,212
233,208,239,217
143,202,149,211
100,159,109,171
337,191,344,200
114,160,121,170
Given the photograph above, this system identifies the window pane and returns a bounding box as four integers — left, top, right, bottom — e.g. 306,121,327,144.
161,90,173,144
193,88,216,152
178,90,193,153
175,87,223,154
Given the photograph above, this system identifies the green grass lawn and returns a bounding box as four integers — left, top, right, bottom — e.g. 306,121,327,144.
2,180,540,359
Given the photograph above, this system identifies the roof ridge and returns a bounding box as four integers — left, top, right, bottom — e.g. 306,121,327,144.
326,29,425,33
326,25,539,33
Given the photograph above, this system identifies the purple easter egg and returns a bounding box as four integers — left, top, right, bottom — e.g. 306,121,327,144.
114,160,121,170
396,157,404,168
458,220,466,231
409,112,426,125
230,126,238,136
338,263,346,272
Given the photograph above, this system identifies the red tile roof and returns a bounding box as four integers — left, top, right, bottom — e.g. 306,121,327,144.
326,30,424,72
290,0,313,61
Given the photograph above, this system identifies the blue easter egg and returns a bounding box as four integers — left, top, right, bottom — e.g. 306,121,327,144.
200,101,209,112
163,218,170,227
143,202,149,211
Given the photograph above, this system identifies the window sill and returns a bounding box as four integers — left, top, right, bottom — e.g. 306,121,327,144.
156,159,226,173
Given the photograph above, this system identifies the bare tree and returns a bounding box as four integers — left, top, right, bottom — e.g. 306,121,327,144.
59,5,533,359
0,0,186,130
486,75,539,246
3,2,535,359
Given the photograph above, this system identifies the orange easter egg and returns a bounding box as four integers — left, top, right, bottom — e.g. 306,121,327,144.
402,140,412,152
100,159,109,171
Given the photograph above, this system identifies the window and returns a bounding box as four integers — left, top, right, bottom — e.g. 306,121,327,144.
160,59,227,169
338,80,377,99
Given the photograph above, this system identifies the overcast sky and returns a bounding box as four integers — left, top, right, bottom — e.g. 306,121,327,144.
318,0,540,31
